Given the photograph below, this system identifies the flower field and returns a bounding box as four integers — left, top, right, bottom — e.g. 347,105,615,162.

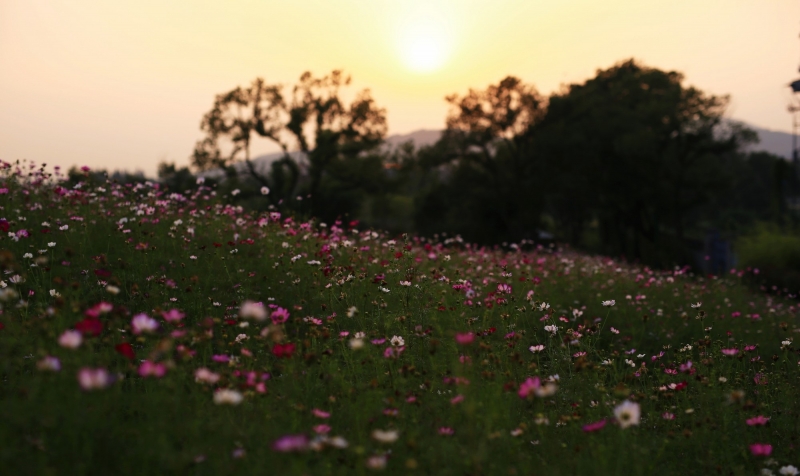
1,162,799,475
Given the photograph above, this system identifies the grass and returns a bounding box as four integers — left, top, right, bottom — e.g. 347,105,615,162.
1,162,799,475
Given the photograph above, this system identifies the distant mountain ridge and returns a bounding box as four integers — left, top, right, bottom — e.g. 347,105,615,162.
744,125,793,159
206,124,792,178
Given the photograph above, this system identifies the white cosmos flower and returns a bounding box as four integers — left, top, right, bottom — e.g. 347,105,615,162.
213,389,243,405
614,400,641,429
602,300,615,307
371,429,399,443
239,300,267,321
260,186,270,195
390,335,405,347
58,330,83,349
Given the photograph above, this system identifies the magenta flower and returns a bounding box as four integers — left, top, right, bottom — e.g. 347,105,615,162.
138,361,167,378
77,367,112,390
749,443,772,456
582,419,607,432
518,377,541,399
455,332,475,345
450,394,465,405
313,424,331,434
312,408,331,419
438,427,454,435
746,416,770,426
270,307,290,325
272,434,308,452
161,309,185,323
383,346,405,359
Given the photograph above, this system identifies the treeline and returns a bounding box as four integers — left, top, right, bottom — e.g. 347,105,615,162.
75,59,799,271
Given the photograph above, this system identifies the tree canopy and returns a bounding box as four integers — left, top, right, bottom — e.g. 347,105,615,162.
192,70,388,218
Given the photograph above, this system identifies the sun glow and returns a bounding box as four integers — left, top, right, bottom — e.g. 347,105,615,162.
396,8,453,73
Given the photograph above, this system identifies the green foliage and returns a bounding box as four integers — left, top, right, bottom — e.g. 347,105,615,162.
737,225,800,292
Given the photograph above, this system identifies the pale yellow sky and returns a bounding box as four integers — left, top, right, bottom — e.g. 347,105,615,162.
1,0,799,177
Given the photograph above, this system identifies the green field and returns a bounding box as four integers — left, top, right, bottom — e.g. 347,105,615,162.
1,163,798,475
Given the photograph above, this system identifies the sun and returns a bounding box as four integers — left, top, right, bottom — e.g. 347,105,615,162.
396,11,452,73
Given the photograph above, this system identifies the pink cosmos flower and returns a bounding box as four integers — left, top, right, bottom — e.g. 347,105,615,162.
312,408,331,419
721,348,739,356
518,377,541,399
438,427,454,435
270,307,290,325
450,394,464,405
78,367,111,390
662,412,676,420
582,419,607,432
749,443,772,456
383,346,405,359
138,361,167,378
131,313,159,334
58,330,83,349
455,332,475,345
746,416,770,426
272,434,308,452
161,309,185,323
313,425,331,434
194,367,220,384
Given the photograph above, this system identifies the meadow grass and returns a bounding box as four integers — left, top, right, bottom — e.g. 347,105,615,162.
1,162,799,475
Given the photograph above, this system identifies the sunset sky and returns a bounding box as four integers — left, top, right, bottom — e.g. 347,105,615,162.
1,0,799,177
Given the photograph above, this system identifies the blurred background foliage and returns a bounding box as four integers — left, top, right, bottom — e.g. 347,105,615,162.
70,59,800,286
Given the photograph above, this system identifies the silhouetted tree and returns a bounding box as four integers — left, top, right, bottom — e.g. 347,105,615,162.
192,71,387,218
415,76,546,242
537,59,756,264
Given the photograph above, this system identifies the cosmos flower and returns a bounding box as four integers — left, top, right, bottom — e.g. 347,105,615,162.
371,429,399,443
749,443,773,456
455,332,474,345
529,344,545,353
37,356,61,371
138,361,167,378
213,389,243,405
239,301,267,321
746,416,770,426
77,367,112,390
602,300,616,307
131,313,159,334
272,434,308,452
582,419,607,432
194,368,220,384
270,307,290,325
58,330,83,349
390,335,405,347
614,400,641,429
